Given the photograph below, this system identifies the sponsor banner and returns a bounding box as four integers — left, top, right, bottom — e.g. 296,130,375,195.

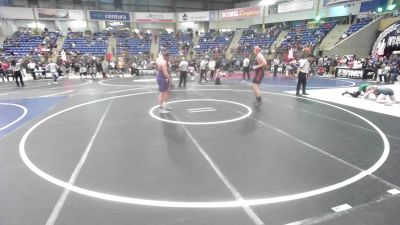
372,22,400,56
135,12,175,23
89,10,131,21
220,7,261,20
324,0,367,7
177,11,217,22
105,21,130,29
0,7,34,20
278,0,314,13
336,68,365,79
35,8,83,20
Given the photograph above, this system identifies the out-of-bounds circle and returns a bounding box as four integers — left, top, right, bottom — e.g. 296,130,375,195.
19,89,390,208
149,99,252,125
0,103,28,131
99,78,148,87
2,82,52,90
99,78,131,87
243,79,356,89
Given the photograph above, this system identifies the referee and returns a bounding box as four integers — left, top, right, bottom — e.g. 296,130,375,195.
296,55,312,96
11,59,24,87
242,56,250,80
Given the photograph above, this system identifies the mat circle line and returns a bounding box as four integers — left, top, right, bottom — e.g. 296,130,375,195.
242,80,356,89
149,99,252,125
0,103,28,132
19,89,390,208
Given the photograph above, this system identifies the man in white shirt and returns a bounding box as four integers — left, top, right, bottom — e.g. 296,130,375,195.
273,57,280,77
11,59,24,87
208,58,216,80
296,55,312,96
242,56,250,80
199,57,208,83
179,57,189,88
109,61,116,77
47,60,59,84
102,60,109,78
27,60,37,80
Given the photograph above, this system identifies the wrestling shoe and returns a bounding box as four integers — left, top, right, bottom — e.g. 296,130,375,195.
159,108,171,114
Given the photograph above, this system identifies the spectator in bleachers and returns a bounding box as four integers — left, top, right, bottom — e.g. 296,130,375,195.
196,31,234,56
63,32,109,57
279,21,336,59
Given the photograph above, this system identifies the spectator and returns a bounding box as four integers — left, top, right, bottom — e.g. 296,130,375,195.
208,58,216,80
27,60,37,80
199,57,208,83
273,57,280,77
178,57,188,88
242,56,250,81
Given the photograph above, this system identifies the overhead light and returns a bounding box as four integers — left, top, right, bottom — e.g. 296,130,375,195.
259,0,276,6
377,7,383,13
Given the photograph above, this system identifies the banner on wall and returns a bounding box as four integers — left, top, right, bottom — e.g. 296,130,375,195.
89,10,131,21
135,12,175,23
337,68,364,79
323,0,366,7
177,11,217,22
105,21,130,29
278,0,314,13
372,22,400,57
0,7,34,20
35,8,83,20
220,7,261,20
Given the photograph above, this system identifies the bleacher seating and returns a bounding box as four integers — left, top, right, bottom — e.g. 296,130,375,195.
2,31,59,57
234,28,281,54
159,33,179,55
177,32,192,55
280,21,336,50
195,31,234,54
345,17,373,36
117,33,152,55
63,32,109,56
